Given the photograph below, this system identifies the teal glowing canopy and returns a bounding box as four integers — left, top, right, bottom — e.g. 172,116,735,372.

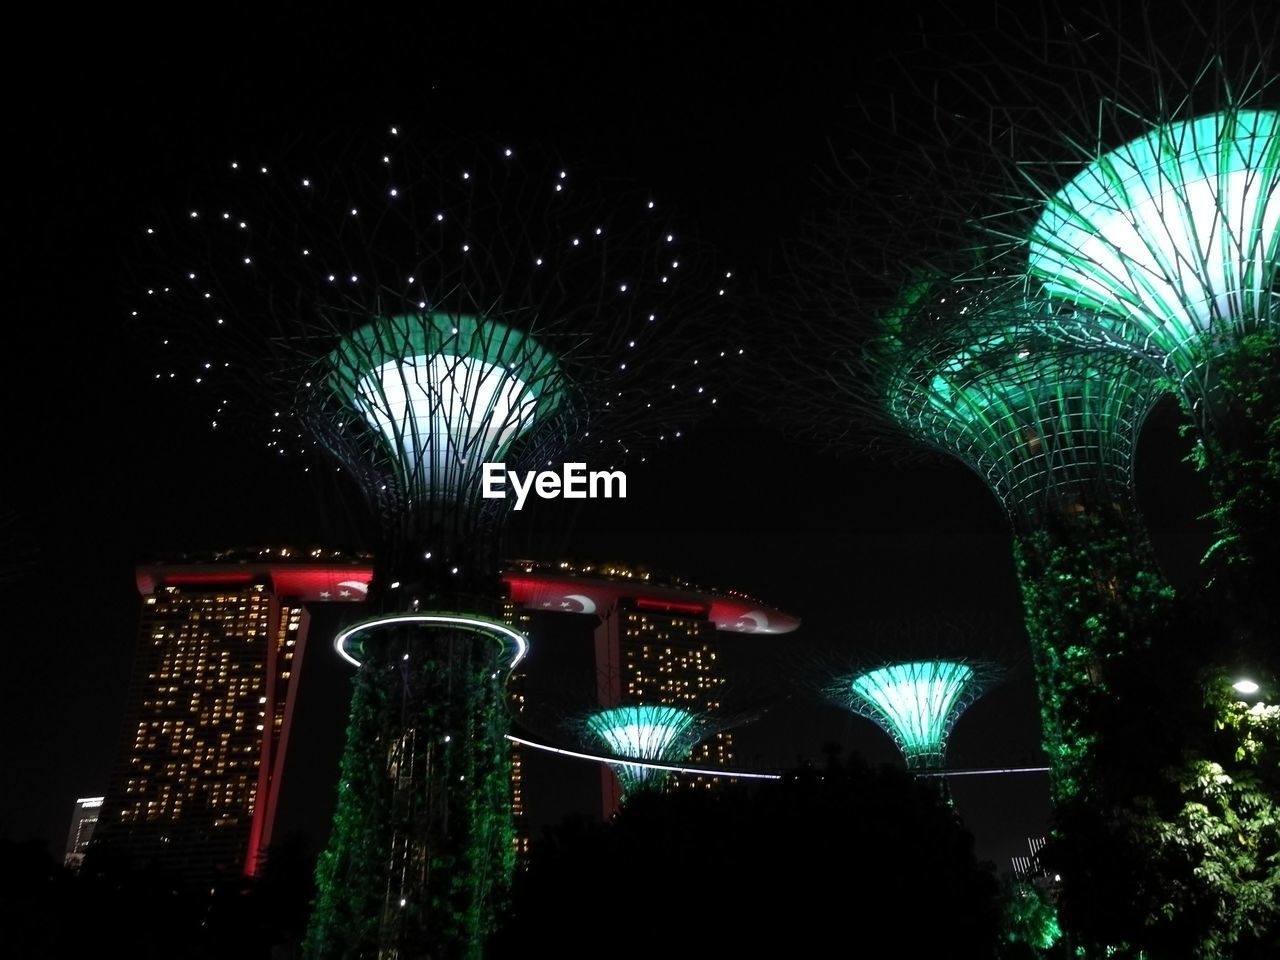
322,312,567,500
881,287,1164,523
843,660,997,769
584,704,701,795
1029,109,1280,383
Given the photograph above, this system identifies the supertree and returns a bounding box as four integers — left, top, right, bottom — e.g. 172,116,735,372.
580,703,721,799
1024,95,1280,642
130,130,738,958
771,4,1280,952
866,283,1172,801
891,0,1280,647
828,659,1002,771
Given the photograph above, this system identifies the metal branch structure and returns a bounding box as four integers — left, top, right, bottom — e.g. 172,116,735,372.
1023,104,1280,627
1027,107,1280,405
858,277,1173,798
769,5,1280,953
130,130,738,959
315,311,568,552
831,659,1002,771
579,703,723,799
858,0,1280,633
879,285,1164,528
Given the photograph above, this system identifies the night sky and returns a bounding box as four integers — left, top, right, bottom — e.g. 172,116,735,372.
1,5,1214,874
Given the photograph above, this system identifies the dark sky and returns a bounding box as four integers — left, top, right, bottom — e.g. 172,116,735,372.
1,5,1214,873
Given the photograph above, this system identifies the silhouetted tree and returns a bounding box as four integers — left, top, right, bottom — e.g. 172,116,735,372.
493,755,1000,956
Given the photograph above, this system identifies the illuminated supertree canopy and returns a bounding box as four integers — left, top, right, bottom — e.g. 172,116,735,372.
776,230,1175,805
131,131,738,960
866,279,1175,804
832,660,1002,770
1028,108,1280,387
767,9,1280,953
853,8,1280,635
320,311,566,505
581,704,711,797
1021,101,1280,633
878,283,1165,527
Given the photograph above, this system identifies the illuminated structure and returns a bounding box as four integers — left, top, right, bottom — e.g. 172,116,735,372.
502,560,799,636
134,133,737,957
595,599,730,804
865,17,1280,633
581,704,708,797
814,279,1173,800
832,660,1001,770
90,549,371,884
504,559,798,813
780,280,1174,953
775,12,1280,954
64,797,103,871
1024,105,1280,628
1028,108,1280,398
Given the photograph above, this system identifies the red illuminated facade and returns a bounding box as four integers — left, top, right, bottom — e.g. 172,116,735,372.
94,553,792,880
502,561,799,635
93,549,372,884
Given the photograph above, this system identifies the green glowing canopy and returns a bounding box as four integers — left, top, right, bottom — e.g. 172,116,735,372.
322,311,568,494
843,660,996,769
881,288,1163,522
584,704,701,796
1029,108,1280,379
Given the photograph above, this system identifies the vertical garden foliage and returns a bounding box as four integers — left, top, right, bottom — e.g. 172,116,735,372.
1196,331,1280,633
1024,577,1280,957
1014,508,1175,806
305,667,392,957
1094,681,1280,959
304,623,514,959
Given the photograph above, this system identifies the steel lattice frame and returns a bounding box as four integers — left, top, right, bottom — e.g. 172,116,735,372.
579,703,721,798
859,2,1280,630
1027,107,1280,414
771,5,1280,952
779,202,1173,807
865,280,1174,804
879,284,1165,528
130,131,737,959
312,310,570,568
1016,99,1280,637
830,659,1003,770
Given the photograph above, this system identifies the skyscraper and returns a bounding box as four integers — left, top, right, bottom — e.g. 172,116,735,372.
64,796,104,870
90,547,372,885
503,598,533,859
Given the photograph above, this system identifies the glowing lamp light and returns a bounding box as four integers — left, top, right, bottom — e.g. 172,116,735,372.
1030,109,1280,378
1233,678,1261,695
